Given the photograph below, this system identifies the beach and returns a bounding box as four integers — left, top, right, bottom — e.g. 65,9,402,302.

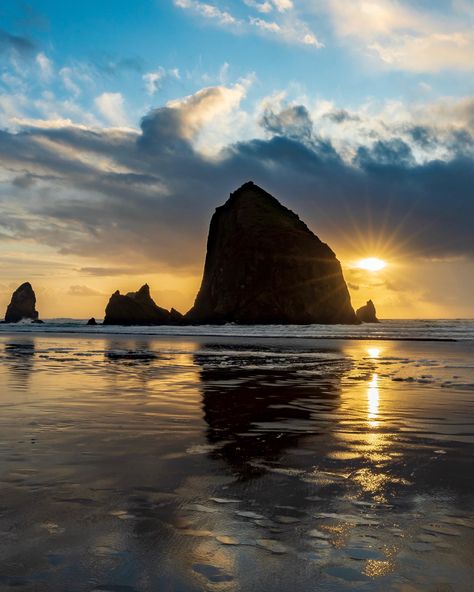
0,329,473,591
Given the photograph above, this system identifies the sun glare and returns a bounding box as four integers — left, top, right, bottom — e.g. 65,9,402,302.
357,257,387,272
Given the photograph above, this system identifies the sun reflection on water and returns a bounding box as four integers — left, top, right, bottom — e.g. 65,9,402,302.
367,347,381,359
368,373,379,427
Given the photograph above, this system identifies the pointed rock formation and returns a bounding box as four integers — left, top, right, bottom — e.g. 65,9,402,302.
103,284,181,325
5,282,40,323
356,300,379,323
186,182,357,324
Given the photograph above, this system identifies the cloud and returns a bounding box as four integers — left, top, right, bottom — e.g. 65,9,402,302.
174,0,238,26
272,0,293,11
67,284,102,297
0,87,472,280
143,67,180,95
59,64,94,97
260,104,313,141
36,52,53,82
79,267,146,276
244,1,273,13
94,92,129,127
248,16,322,47
323,109,360,124
153,82,249,146
245,0,293,12
326,0,474,72
175,0,322,48
0,29,36,57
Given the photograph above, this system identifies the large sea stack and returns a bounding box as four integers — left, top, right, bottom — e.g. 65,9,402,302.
356,300,379,323
4,282,40,323
186,182,357,324
103,284,183,325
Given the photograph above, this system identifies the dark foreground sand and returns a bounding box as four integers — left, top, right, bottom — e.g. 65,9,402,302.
0,334,473,591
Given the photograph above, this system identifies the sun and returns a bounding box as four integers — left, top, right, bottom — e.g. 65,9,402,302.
356,257,387,272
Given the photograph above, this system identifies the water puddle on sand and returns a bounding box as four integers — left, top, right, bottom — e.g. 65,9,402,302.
0,334,473,590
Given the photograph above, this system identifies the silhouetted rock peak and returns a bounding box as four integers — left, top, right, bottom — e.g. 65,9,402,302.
86,317,97,326
186,183,357,324
103,284,182,325
5,282,40,323
356,300,379,323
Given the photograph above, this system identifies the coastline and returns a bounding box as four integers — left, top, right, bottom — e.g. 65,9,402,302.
0,318,473,342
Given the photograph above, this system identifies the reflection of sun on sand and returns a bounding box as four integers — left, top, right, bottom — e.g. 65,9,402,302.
368,373,379,427
367,347,381,359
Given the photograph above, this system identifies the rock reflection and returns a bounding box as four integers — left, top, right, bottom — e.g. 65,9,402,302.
2,338,35,389
195,344,350,477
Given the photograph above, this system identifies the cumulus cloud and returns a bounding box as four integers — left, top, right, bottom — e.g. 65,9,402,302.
94,92,129,127
0,86,472,280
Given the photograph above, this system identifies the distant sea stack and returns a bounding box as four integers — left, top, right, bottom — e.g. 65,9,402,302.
186,182,357,324
4,282,40,323
103,284,183,325
356,300,379,323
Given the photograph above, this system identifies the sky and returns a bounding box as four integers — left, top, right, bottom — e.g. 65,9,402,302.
0,0,473,319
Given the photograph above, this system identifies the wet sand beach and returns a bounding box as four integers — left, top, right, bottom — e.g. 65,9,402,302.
0,333,473,591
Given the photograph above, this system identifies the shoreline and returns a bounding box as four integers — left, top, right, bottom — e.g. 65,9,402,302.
0,328,460,342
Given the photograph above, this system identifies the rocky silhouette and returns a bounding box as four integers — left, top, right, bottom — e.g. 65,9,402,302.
86,317,97,326
356,299,379,323
103,284,181,325
186,182,357,324
4,282,40,323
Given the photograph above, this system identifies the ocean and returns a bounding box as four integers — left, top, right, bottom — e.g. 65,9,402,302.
1,318,474,340
0,321,473,590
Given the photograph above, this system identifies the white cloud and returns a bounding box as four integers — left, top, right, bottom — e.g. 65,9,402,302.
249,15,322,47
36,52,53,82
94,92,129,127
143,67,180,95
272,0,293,12
244,1,273,13
143,69,165,95
59,65,93,97
250,17,281,33
176,0,322,48
174,0,239,25
326,0,474,72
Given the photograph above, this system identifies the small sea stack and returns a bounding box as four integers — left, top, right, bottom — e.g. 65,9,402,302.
103,284,182,325
186,182,357,324
86,317,97,326
356,300,379,323
4,282,40,323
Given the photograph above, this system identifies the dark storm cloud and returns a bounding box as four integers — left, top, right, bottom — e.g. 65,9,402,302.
0,98,473,271
354,138,415,168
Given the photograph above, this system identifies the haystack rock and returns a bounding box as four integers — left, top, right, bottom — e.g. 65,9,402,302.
86,317,97,326
103,284,182,325
356,300,379,323
4,282,40,323
186,182,357,324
